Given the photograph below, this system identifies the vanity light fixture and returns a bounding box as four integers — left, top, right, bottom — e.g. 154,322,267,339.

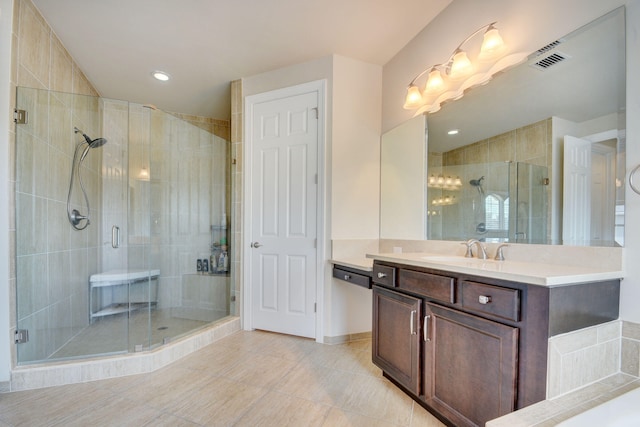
447,129,460,135
152,71,170,82
428,174,463,190
403,22,528,115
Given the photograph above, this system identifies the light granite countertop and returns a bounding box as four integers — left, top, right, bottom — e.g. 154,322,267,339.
365,252,623,286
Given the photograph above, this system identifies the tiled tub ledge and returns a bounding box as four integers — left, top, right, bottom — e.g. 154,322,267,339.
8,316,241,392
487,373,640,427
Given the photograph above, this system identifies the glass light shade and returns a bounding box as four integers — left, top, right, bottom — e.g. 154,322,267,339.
403,85,423,108
424,68,445,93
138,167,150,181
449,50,472,78
479,27,505,59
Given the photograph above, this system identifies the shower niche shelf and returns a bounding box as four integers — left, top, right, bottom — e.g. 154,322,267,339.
89,269,160,321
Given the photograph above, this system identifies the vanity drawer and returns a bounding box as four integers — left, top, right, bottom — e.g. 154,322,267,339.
460,281,520,321
333,267,372,289
398,270,455,303
372,264,396,287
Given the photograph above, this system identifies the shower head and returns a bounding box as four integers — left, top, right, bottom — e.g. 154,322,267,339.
74,127,107,162
469,176,485,196
469,176,485,187
74,127,108,148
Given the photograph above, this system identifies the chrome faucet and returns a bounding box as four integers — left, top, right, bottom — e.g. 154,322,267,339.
494,243,509,261
464,239,488,260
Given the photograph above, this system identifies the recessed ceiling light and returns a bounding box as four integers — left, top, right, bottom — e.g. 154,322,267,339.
152,71,170,82
447,129,460,135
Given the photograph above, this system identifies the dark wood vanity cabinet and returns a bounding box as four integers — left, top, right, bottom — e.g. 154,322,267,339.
371,260,622,427
372,260,620,426
372,286,421,394
423,302,518,427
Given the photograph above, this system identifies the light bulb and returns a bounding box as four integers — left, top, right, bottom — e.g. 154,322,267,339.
449,50,472,78
479,26,505,59
403,85,423,109
424,68,445,93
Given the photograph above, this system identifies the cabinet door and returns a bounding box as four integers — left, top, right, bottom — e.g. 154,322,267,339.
423,303,518,427
372,286,422,395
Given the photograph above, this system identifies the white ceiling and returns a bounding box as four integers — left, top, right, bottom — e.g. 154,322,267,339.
31,0,451,120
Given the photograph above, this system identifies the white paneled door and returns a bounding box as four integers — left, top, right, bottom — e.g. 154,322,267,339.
249,89,319,338
563,135,592,243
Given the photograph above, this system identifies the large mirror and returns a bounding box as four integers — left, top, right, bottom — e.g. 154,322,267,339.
380,7,626,247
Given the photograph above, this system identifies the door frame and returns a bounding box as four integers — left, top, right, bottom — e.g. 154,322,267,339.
242,79,327,342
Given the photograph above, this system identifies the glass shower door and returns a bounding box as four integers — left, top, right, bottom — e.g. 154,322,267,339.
514,162,548,244
14,87,131,363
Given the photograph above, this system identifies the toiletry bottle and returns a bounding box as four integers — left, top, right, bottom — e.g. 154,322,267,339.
211,242,221,273
202,258,209,274
222,249,229,272
196,259,202,273
218,251,226,273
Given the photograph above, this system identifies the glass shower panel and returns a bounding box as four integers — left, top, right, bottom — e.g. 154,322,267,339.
141,107,232,347
514,162,548,244
15,88,131,363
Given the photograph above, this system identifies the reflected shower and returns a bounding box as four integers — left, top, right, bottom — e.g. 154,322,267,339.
66,127,107,230
470,176,485,196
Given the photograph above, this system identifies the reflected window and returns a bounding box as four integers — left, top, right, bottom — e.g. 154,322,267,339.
486,194,509,231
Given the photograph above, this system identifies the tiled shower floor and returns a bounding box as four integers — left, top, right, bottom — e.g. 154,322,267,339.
48,308,229,360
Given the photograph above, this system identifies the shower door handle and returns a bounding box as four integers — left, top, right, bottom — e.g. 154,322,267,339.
112,226,121,248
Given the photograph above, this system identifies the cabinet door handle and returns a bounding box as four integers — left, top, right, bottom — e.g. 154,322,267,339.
377,272,387,279
424,315,431,342
410,310,417,335
478,295,492,304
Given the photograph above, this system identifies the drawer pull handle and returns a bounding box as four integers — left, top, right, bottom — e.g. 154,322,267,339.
344,274,351,281
377,272,387,279
479,295,492,304
410,310,417,335
424,315,431,342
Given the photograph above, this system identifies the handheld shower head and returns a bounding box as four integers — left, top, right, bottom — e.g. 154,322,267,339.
74,127,107,149
74,127,108,162
469,176,485,196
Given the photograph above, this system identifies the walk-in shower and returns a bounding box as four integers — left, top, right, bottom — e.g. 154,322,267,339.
14,87,234,365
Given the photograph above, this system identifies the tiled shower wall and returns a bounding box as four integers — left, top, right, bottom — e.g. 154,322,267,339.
9,0,102,366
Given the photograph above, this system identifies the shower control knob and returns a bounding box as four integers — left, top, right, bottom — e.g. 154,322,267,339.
251,242,262,248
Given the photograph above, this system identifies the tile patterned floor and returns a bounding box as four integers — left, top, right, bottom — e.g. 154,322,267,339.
0,330,445,427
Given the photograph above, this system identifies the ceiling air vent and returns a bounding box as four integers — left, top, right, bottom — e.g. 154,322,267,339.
530,52,570,71
535,40,563,55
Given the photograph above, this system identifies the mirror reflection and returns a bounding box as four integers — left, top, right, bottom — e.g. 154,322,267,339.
381,7,626,247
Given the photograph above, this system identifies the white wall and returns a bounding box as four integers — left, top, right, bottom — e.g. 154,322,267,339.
0,0,14,383
328,55,381,337
331,55,381,239
382,0,640,322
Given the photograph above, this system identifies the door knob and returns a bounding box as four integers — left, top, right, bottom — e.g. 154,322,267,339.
251,242,262,248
